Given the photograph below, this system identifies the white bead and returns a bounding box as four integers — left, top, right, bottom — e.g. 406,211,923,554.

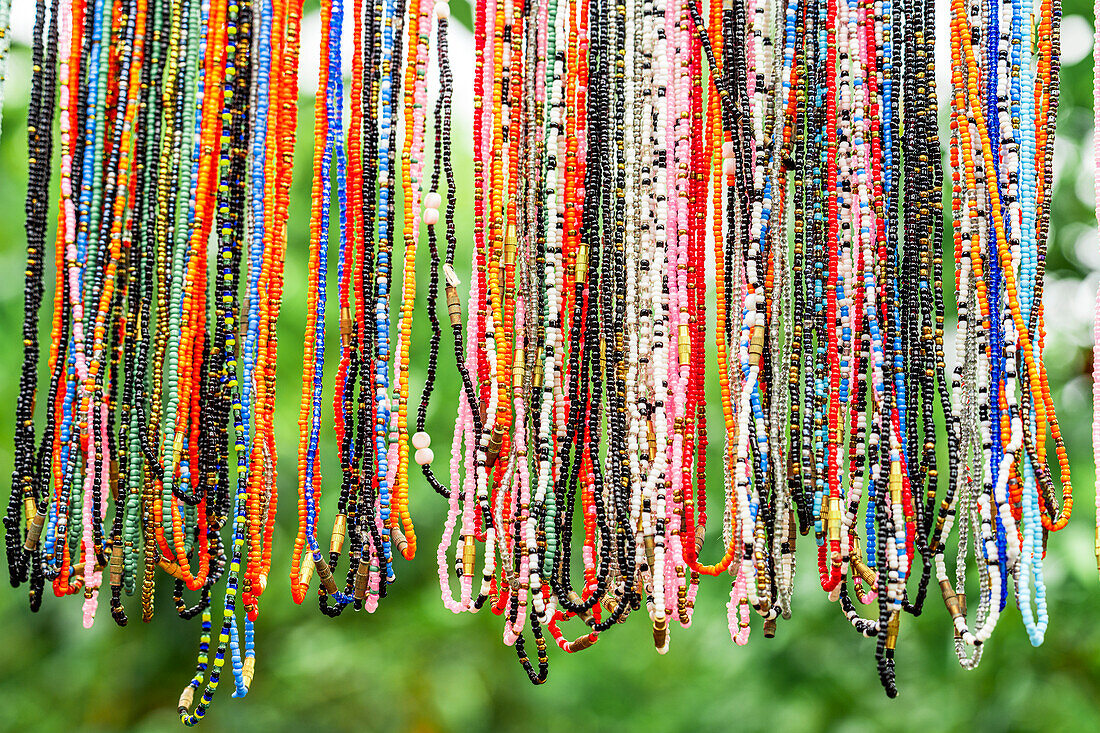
434,1,450,18
423,208,440,225
412,431,431,450
425,191,442,209
415,447,435,466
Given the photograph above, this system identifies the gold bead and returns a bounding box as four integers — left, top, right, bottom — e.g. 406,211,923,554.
297,552,315,588
462,534,476,577
329,513,347,555
885,612,901,651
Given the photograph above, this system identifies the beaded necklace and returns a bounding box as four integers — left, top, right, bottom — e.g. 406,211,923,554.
294,0,347,604
8,0,294,721
5,0,1083,710
6,0,61,605
294,0,449,613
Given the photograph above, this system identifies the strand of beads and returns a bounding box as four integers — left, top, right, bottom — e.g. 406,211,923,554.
937,0,1071,666
6,0,296,723
5,0,60,605
413,0,1080,697
3,0,1084,713
294,0,347,605
291,0,459,615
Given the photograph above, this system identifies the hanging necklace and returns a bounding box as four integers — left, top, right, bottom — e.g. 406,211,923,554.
7,0,295,722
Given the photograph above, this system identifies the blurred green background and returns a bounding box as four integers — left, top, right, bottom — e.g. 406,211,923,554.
3,2,1100,731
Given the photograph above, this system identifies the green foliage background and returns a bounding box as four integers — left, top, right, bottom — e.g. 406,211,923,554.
2,3,1100,730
